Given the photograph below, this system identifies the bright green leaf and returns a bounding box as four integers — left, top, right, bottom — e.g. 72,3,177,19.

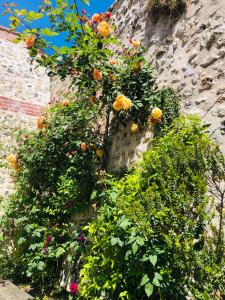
145,282,153,297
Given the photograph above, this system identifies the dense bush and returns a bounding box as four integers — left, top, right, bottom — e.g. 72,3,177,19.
147,0,187,17
79,117,225,299
0,101,99,292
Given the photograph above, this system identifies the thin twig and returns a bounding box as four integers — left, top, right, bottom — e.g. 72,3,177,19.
73,0,85,35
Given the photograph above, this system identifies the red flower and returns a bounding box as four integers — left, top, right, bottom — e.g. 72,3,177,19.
78,233,85,244
46,235,52,244
69,282,79,295
82,9,86,14
105,11,111,19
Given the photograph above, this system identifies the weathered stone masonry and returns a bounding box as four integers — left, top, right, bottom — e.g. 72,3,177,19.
106,0,225,170
0,26,50,197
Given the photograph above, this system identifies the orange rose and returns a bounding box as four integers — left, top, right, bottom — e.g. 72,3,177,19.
109,58,117,65
90,143,95,150
62,100,70,107
97,21,111,38
96,149,104,158
132,40,141,48
92,13,103,23
130,123,139,133
37,116,48,129
93,68,103,81
25,35,36,48
81,143,87,152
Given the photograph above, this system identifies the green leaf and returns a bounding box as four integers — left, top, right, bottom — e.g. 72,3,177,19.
136,236,145,246
145,282,153,297
37,261,45,271
149,255,157,266
111,237,124,247
140,274,150,286
56,247,65,258
26,11,43,21
117,217,131,230
41,28,59,36
81,0,89,5
18,237,26,245
132,242,138,254
152,273,162,287
90,190,97,200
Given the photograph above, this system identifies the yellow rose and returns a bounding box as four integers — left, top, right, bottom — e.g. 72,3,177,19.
97,21,111,38
7,154,17,164
151,108,163,123
132,40,141,48
130,123,139,133
96,149,104,158
93,68,103,81
7,154,19,171
122,97,132,110
113,95,132,111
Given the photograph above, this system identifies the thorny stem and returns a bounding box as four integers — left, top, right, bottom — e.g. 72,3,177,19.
73,0,85,35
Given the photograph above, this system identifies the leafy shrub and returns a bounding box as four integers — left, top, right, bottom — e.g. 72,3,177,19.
147,0,187,17
79,116,225,299
0,101,99,291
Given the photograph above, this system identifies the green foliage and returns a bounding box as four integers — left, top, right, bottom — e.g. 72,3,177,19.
79,117,225,299
147,0,187,17
1,1,224,300
0,101,99,291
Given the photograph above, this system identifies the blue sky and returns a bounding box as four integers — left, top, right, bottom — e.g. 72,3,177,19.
0,0,114,47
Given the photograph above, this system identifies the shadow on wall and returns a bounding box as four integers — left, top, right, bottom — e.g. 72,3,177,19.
107,122,154,172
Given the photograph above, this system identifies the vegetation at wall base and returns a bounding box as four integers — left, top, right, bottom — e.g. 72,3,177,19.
0,0,224,299
147,0,187,18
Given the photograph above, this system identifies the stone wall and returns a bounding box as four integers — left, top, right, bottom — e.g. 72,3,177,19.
107,0,225,169
0,26,50,198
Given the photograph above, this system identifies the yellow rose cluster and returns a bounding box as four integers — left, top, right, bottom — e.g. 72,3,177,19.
113,95,132,111
149,108,163,124
7,154,19,171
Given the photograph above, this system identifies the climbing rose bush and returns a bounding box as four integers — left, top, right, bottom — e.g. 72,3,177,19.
2,1,224,300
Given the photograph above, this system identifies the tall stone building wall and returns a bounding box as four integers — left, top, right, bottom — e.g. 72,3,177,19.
0,26,50,198
106,0,225,170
